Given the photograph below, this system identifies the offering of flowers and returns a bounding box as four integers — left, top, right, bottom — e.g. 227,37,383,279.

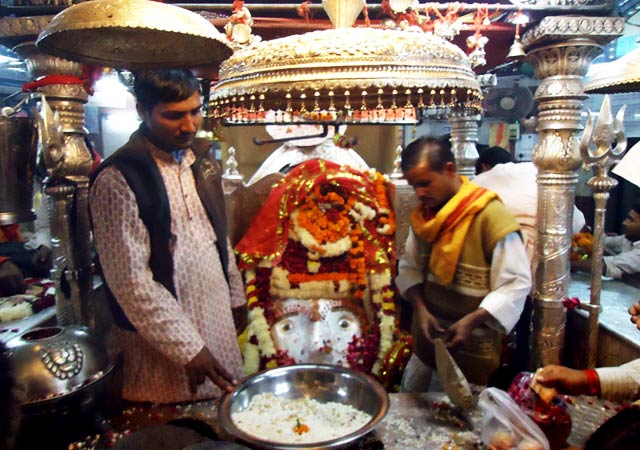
235,159,405,387
0,279,55,322
570,232,594,262
508,372,571,450
231,393,372,444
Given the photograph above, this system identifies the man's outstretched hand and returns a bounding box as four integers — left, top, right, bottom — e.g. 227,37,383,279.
534,364,591,396
185,347,237,395
412,299,445,345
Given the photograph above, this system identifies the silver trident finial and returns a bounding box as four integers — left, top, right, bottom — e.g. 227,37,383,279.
222,146,244,194
224,146,243,179
579,94,627,369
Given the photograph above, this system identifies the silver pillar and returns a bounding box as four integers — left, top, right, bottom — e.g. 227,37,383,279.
522,16,624,368
15,43,94,327
448,112,480,179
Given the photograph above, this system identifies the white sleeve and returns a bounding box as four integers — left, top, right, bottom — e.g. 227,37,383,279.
572,205,586,235
479,232,532,334
596,358,640,402
603,235,633,256
395,228,425,297
604,247,640,279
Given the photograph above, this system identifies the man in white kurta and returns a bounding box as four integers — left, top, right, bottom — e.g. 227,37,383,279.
474,149,586,268
396,137,531,391
90,69,245,403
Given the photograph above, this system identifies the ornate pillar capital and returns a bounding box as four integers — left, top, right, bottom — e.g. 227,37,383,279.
0,15,53,49
523,15,623,369
522,16,624,50
14,42,91,181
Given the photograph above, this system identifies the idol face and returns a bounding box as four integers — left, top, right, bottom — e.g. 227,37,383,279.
270,298,364,366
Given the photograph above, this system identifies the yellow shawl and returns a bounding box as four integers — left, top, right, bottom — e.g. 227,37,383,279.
411,177,498,286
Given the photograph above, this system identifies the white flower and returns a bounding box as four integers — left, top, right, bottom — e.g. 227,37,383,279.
348,201,376,223
249,306,276,358
290,209,352,257
372,311,396,375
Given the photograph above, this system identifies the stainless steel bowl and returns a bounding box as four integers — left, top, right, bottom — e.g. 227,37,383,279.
6,325,114,410
219,364,389,449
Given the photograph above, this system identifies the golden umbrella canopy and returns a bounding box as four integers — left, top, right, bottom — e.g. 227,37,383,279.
36,0,232,70
585,47,640,94
211,0,482,126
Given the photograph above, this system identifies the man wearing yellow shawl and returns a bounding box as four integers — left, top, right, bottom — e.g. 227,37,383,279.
395,137,531,389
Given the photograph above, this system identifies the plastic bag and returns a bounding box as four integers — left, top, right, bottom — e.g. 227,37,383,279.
508,372,572,450
479,387,550,450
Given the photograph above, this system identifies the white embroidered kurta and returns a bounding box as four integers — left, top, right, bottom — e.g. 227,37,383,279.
473,161,586,267
603,239,640,280
596,358,640,402
90,144,245,403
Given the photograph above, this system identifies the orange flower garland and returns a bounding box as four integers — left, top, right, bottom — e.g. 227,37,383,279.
295,186,355,248
235,160,406,381
571,231,594,261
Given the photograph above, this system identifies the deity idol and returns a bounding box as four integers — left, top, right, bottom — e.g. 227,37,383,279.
235,159,407,386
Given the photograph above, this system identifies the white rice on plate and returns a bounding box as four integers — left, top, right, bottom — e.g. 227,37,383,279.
231,392,372,444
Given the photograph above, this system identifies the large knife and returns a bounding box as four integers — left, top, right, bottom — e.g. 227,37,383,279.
434,337,476,409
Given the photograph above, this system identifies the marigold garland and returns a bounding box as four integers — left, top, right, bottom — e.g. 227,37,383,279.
295,186,355,245
235,160,404,384
571,231,594,261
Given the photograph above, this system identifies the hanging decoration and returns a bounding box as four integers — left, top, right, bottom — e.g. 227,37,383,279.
466,6,490,68
297,1,314,22
429,2,464,41
380,0,424,31
224,0,261,48
210,0,482,126
506,8,527,61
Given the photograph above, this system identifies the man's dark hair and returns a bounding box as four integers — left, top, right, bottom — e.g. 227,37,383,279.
632,201,640,215
401,136,455,173
133,69,201,111
475,146,514,175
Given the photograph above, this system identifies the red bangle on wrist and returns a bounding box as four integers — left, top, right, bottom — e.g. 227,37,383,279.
584,369,601,396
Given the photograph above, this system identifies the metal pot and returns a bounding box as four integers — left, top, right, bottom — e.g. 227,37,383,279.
5,325,114,415
0,115,38,225
219,364,389,449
